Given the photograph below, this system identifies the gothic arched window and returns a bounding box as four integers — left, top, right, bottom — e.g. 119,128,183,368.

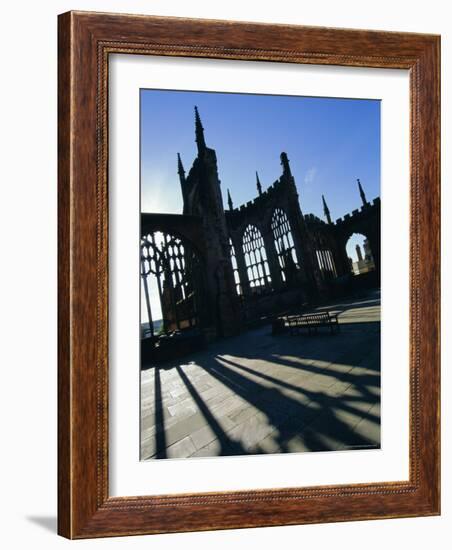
229,238,242,295
140,231,199,337
316,249,337,280
242,225,271,290
271,208,298,282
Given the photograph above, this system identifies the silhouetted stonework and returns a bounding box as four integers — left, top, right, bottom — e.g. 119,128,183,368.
141,108,380,341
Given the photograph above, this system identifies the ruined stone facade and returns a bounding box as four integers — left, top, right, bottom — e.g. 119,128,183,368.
140,108,380,343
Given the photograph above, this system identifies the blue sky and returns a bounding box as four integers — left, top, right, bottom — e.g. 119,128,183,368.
140,89,380,226
140,89,380,322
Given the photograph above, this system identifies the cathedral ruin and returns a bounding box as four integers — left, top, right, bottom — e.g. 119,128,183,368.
140,107,380,361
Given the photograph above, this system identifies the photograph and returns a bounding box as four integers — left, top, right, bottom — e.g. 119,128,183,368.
1,0,443,543
139,90,381,460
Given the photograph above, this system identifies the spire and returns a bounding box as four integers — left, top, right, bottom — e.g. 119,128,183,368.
256,171,262,195
322,194,332,224
356,244,363,262
177,153,185,180
177,153,187,204
280,152,292,178
194,105,206,154
357,178,368,206
227,189,233,211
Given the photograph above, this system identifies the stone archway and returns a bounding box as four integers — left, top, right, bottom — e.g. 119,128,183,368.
344,232,376,276
333,199,381,279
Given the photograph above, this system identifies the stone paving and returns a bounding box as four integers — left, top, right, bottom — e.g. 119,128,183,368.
141,290,381,460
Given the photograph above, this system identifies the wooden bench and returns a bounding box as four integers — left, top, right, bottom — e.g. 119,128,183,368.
285,311,340,335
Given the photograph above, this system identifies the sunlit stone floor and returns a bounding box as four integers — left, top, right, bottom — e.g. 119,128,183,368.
141,290,381,460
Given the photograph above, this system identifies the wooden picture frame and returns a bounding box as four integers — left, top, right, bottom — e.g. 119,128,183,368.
58,11,440,539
